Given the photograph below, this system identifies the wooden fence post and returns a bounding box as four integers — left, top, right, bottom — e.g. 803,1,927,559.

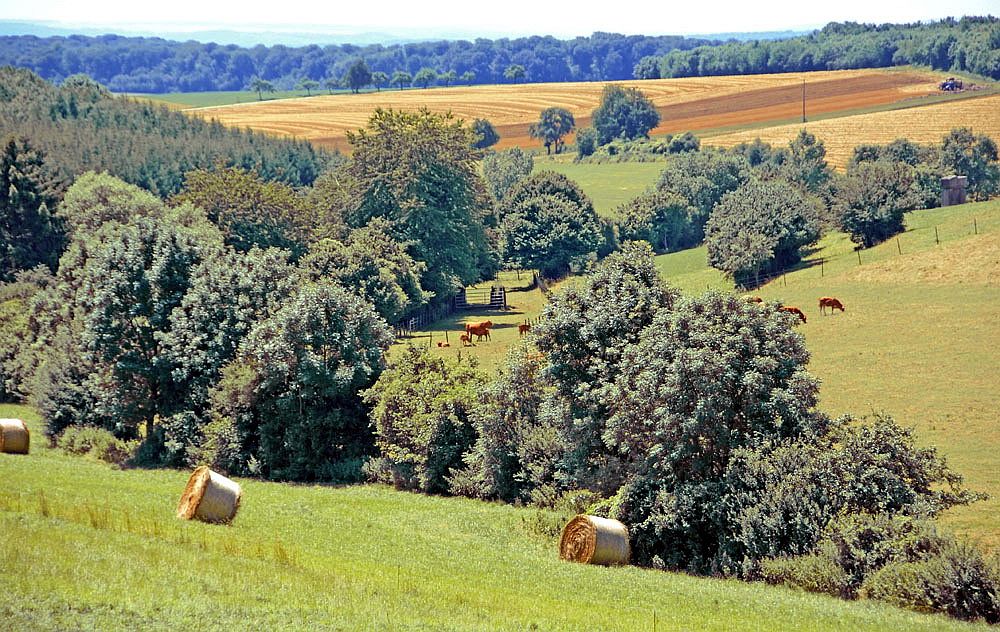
896,237,902,255
935,226,940,244
857,250,862,266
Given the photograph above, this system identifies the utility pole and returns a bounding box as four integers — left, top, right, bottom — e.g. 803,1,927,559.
802,78,806,123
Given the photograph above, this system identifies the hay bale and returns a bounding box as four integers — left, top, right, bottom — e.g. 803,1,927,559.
559,514,630,566
0,418,30,454
176,466,242,524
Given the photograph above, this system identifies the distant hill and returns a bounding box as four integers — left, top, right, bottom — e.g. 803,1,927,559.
0,16,995,93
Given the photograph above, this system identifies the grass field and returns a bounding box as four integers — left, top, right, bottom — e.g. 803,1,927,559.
531,158,666,217
133,89,350,108
705,92,1000,169
658,199,1000,549
186,68,948,153
1,403,989,631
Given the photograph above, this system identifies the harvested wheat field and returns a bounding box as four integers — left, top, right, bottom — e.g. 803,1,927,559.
705,93,1000,169
191,68,943,153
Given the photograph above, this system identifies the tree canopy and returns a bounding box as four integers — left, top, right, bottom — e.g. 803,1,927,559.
591,84,661,145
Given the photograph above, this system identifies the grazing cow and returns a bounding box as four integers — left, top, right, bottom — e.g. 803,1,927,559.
465,320,493,335
519,323,531,336
744,295,763,303
818,297,845,315
467,324,491,342
779,306,807,324
460,333,472,346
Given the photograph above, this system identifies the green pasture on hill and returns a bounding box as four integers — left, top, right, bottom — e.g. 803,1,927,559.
532,158,665,218
0,404,988,631
402,198,1000,550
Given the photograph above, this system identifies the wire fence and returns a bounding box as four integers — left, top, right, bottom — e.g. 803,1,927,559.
742,213,991,290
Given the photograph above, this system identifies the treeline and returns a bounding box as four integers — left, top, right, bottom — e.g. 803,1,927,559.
0,31,715,93
642,16,1000,80
2,17,998,95
0,67,332,197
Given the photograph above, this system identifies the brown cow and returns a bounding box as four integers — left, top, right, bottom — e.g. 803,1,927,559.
744,295,764,303
518,323,531,336
465,320,493,334
779,306,807,324
818,297,845,315
436,341,451,348
468,324,491,342
460,333,472,346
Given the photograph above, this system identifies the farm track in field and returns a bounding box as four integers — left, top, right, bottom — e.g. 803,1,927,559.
188,68,945,153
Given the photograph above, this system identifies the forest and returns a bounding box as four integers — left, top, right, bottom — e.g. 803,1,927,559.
1,16,997,94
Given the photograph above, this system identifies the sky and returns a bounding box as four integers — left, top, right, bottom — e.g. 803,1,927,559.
0,0,996,39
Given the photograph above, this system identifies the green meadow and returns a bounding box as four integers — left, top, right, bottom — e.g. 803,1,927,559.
0,404,989,631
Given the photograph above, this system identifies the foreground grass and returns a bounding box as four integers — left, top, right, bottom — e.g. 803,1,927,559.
0,404,987,631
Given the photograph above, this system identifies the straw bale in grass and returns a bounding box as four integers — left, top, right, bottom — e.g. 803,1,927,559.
177,466,242,524
0,418,30,454
559,514,630,566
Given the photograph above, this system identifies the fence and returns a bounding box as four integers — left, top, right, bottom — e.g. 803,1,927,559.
736,214,990,291
395,285,509,338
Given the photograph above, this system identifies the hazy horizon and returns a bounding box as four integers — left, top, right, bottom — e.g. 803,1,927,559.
1,0,996,41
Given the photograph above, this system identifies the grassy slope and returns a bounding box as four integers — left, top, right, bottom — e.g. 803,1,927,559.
532,158,666,218
0,404,986,631
658,199,1000,548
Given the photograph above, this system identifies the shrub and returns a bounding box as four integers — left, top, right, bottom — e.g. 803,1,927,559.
365,346,484,494
575,127,598,158
836,160,924,247
56,425,138,466
860,542,1000,623
761,553,852,598
667,132,700,153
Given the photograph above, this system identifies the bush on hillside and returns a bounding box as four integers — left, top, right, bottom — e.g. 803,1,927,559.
836,159,925,247
56,425,139,466
365,346,485,494
617,191,700,253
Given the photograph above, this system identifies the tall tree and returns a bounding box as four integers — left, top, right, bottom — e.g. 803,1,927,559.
591,84,661,145
297,79,320,96
461,70,476,85
528,107,575,155
209,282,392,481
414,67,438,88
371,71,389,92
440,70,458,86
248,77,275,100
344,59,373,94
345,108,494,299
0,136,63,281
391,70,412,90
940,127,1000,201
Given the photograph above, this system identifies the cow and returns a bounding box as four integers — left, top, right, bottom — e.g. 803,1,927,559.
436,341,450,348
465,320,493,335
779,306,807,324
468,324,491,342
519,323,531,336
744,295,763,303
460,333,472,347
818,297,845,315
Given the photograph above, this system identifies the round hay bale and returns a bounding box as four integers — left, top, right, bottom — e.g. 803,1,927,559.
0,418,30,454
559,514,630,566
176,466,242,524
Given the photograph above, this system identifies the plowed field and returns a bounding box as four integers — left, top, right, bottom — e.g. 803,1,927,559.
190,68,944,153
704,93,1000,169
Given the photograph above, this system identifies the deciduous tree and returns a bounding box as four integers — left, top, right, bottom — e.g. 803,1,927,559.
528,107,575,155
591,84,660,145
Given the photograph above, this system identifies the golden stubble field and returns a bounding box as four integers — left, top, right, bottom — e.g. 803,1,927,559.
705,93,1000,169
190,68,943,153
